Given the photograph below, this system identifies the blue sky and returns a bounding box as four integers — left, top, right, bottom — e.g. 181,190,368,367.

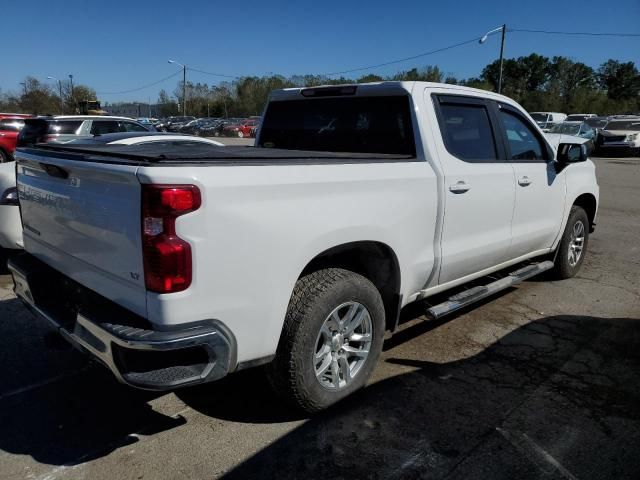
2,0,639,102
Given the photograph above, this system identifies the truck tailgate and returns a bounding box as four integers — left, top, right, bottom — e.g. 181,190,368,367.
16,150,148,317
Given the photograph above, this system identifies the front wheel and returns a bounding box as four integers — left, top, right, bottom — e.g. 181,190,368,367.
0,149,9,163
268,268,385,413
551,206,590,279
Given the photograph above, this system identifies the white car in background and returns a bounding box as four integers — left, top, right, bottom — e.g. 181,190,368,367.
0,132,225,259
0,161,22,256
597,118,640,156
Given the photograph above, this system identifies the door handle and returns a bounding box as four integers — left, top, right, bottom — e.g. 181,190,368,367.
518,176,532,186
449,181,471,194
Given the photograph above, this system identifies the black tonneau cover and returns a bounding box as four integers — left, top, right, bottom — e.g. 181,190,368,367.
16,143,415,166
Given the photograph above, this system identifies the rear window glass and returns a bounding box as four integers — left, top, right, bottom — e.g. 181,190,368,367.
48,121,83,134
0,119,25,132
258,96,416,155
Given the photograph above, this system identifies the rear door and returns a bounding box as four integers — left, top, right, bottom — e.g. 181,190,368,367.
432,94,515,284
495,104,566,258
16,150,147,317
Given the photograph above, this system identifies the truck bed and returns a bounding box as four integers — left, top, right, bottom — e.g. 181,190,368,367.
19,144,415,166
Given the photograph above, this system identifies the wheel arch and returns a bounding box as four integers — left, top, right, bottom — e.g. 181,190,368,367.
573,193,597,232
299,241,402,332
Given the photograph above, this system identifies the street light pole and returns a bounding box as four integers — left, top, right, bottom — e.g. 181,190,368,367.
168,60,187,116
479,25,507,94
47,76,64,114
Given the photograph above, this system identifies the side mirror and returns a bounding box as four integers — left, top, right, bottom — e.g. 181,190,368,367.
557,142,589,164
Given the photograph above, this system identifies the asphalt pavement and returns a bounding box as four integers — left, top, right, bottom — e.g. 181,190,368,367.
0,156,638,480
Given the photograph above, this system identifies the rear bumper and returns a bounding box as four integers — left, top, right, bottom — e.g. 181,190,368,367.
8,252,236,391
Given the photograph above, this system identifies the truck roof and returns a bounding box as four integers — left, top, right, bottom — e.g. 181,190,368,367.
271,81,517,106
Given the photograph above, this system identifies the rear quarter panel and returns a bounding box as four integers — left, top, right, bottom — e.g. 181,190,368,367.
136,161,437,363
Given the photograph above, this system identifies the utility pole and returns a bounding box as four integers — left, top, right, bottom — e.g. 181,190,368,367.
479,25,507,94
182,64,186,116
498,24,506,94
69,74,75,112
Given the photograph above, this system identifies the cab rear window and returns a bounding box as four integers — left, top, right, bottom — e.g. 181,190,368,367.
259,96,416,155
48,121,83,134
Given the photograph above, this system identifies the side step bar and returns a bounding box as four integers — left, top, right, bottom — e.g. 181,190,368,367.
422,261,554,320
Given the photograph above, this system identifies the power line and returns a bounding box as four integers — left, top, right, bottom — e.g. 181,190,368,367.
93,27,640,95
187,67,237,79
322,36,480,76
510,28,640,37
96,70,181,95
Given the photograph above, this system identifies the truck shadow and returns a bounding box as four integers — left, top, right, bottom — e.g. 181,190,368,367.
1,289,639,479
0,297,185,466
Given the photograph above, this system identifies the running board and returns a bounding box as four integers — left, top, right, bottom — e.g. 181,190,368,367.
421,261,554,320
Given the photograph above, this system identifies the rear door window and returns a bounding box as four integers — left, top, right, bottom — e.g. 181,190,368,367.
259,96,416,155
90,121,120,135
118,121,148,132
435,98,499,162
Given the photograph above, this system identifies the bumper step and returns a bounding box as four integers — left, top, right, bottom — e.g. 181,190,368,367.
423,260,554,320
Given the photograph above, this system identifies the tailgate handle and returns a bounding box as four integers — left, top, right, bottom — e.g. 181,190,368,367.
40,163,69,179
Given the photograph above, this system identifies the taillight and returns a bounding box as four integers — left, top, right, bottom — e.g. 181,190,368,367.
141,185,201,294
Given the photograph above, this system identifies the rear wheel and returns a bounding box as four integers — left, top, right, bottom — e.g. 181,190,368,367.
268,268,385,413
0,149,9,163
551,206,589,279
238,131,244,138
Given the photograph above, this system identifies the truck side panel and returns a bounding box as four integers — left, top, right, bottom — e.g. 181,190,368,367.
136,162,438,363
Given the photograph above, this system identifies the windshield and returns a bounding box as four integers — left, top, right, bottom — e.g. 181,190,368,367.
605,120,640,131
548,123,581,135
259,96,416,155
530,113,548,122
566,115,587,121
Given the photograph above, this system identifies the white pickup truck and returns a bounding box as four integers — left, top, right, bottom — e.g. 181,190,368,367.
9,82,598,412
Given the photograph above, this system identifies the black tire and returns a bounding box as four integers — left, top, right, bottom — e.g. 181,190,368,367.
551,206,590,279
0,149,9,163
267,268,385,413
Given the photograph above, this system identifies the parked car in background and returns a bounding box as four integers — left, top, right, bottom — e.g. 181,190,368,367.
529,112,567,131
17,116,151,146
545,121,596,151
0,117,30,162
596,118,640,156
180,118,220,135
566,114,598,122
166,116,196,132
66,132,225,147
223,119,259,138
198,119,232,137
136,117,159,131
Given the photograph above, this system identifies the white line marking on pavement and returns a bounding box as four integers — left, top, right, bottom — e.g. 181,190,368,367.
497,427,579,480
0,366,91,402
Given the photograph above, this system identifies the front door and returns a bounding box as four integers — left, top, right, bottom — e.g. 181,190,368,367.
496,105,566,258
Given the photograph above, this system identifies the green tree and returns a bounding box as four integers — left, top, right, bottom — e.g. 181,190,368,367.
598,60,640,100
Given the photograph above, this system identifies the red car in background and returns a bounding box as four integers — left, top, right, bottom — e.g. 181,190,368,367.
0,114,31,163
222,119,260,138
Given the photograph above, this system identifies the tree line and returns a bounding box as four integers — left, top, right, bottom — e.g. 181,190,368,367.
2,55,638,118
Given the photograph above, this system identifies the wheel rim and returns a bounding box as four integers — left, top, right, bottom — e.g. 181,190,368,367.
568,220,585,267
313,301,373,390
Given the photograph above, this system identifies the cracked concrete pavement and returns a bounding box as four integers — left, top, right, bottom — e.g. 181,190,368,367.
0,156,638,479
